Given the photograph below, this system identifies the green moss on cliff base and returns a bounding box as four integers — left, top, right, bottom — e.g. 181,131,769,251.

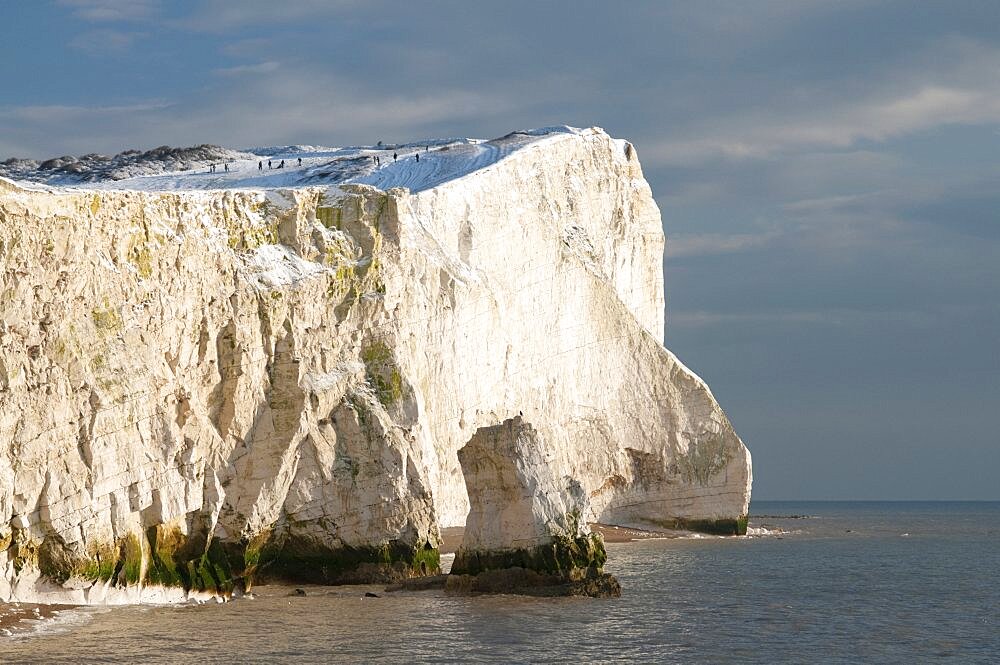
254,536,440,584
648,515,749,536
446,533,621,598
24,526,234,595
450,533,608,578
186,539,235,595
36,533,142,586
445,567,621,598
144,526,186,587
21,524,436,592
143,525,233,595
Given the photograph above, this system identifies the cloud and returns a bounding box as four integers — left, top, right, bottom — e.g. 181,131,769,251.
68,28,142,53
0,102,170,121
646,37,1000,166
57,0,158,22
0,62,521,158
0,102,172,157
666,232,774,258
177,65,521,144
219,37,276,58
176,0,363,32
667,307,934,329
650,85,1000,166
212,61,280,77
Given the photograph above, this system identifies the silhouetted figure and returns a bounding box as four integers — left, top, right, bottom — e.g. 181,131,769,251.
298,157,302,166
258,161,263,171
415,153,419,162
393,152,398,161
268,160,272,169
279,159,284,168
224,163,229,172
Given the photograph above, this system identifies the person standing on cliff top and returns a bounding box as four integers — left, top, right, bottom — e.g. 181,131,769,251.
415,153,419,162
393,152,398,161
258,160,262,171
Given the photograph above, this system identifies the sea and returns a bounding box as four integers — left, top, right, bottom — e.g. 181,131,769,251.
2,501,998,664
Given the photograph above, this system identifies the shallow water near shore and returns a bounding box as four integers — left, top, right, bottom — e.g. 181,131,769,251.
3,501,998,664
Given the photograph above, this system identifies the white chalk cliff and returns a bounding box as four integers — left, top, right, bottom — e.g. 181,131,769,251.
0,126,751,604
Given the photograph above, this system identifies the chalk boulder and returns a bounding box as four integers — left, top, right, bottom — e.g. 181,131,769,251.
447,417,620,597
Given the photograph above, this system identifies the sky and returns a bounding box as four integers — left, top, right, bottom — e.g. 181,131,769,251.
2,0,998,500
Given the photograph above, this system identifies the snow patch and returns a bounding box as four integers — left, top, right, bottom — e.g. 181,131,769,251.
0,127,594,194
246,244,328,288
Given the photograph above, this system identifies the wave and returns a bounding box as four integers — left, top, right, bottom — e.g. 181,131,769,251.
1,603,106,640
746,526,801,537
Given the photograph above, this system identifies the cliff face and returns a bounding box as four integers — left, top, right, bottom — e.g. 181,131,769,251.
0,127,751,603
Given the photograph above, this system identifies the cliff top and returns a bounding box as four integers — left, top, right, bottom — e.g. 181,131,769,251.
0,126,614,194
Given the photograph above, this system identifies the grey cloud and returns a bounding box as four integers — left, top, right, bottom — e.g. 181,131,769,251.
0,102,172,158
644,37,1000,166
905,179,1000,240
665,232,776,259
68,28,143,53
212,61,280,77
176,0,363,32
648,85,1000,166
57,0,158,22
667,307,936,330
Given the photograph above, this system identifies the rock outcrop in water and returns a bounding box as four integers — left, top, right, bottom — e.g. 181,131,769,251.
0,126,751,604
447,417,620,597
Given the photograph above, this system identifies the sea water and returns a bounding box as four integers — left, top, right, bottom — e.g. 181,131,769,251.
2,501,998,664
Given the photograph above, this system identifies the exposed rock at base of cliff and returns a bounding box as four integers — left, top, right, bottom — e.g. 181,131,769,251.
446,417,620,598
0,126,750,604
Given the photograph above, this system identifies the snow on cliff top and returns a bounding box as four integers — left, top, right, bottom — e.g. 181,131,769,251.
0,126,603,194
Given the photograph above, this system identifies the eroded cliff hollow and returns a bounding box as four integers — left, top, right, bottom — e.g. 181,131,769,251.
0,127,751,603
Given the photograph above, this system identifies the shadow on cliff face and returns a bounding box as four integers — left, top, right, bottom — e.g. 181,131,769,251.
203,324,441,588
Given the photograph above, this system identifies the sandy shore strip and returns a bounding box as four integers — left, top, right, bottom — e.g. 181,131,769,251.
0,603,77,635
439,523,680,553
590,523,682,543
